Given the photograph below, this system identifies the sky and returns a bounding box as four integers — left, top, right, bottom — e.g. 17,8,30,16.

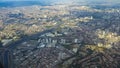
0,0,120,4
0,0,119,2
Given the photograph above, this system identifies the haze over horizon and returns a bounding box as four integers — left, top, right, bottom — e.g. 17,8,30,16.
0,0,120,3
0,0,120,7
